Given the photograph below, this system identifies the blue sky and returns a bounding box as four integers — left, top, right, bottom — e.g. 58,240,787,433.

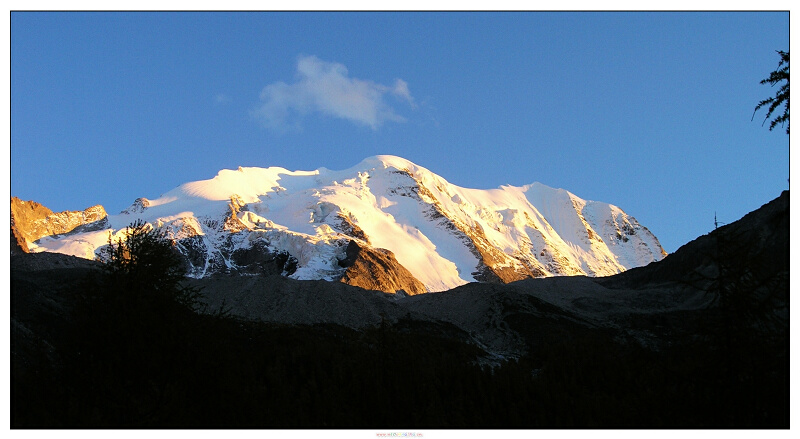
10,11,789,253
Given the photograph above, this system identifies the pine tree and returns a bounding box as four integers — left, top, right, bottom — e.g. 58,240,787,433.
753,50,789,134
100,219,201,309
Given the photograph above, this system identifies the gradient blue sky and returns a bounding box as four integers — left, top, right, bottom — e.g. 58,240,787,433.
10,11,789,253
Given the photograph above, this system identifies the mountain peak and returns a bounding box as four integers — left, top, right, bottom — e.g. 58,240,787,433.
354,154,416,169
18,156,666,293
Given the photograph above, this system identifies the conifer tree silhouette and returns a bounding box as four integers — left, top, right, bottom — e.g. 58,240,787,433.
753,50,789,134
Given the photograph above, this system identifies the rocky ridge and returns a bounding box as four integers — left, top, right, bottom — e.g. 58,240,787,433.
11,197,108,253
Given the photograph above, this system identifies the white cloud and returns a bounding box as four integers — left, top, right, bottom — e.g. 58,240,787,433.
392,79,416,109
253,55,415,130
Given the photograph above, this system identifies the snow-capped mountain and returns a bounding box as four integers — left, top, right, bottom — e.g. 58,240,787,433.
18,155,667,293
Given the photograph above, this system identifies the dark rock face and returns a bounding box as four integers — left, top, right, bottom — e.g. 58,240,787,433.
230,240,298,276
11,227,28,254
337,239,362,268
338,240,428,295
173,236,216,275
332,213,370,243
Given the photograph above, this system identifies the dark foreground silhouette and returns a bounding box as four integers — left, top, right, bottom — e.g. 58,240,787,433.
11,192,789,428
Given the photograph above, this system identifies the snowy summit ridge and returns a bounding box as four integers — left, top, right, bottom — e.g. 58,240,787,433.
25,155,667,294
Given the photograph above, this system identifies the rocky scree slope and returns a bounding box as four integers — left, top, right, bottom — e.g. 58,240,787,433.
12,155,666,294
188,190,790,356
